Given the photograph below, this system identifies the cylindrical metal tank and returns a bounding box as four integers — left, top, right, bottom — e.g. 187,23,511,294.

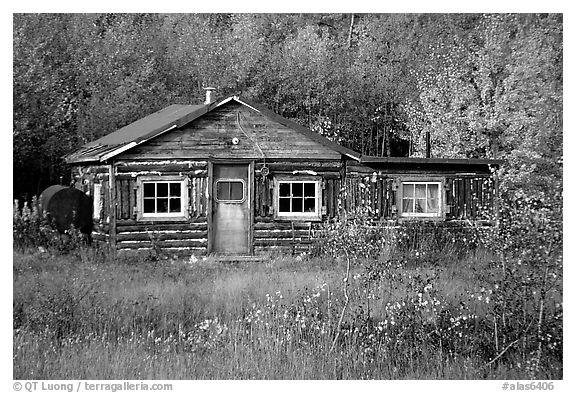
39,185,93,234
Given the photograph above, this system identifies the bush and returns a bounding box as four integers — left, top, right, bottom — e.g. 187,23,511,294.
13,197,86,254
313,207,484,265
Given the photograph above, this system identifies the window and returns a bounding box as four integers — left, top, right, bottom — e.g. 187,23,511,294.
400,181,441,218
275,178,321,220
215,180,245,202
93,183,101,220
137,176,189,221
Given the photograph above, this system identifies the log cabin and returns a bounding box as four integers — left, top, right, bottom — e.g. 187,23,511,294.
65,89,502,257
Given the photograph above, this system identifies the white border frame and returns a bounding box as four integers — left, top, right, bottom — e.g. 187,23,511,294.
136,175,190,222
273,175,322,221
398,178,444,219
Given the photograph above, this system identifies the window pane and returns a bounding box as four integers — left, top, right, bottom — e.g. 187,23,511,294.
292,183,303,197
304,183,315,197
427,198,438,213
415,199,426,213
217,182,230,200
402,198,413,213
415,184,426,198
279,183,290,197
144,183,155,198
427,184,439,198
170,183,181,197
292,197,303,212
157,198,169,213
403,184,414,197
169,198,181,213
144,198,155,213
157,183,168,197
304,197,316,212
230,182,243,201
279,197,291,212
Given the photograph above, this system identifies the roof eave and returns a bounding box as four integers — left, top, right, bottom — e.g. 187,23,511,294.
360,156,504,166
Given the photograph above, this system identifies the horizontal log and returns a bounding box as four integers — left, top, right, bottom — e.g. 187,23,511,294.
117,239,207,249
254,221,292,230
253,230,312,239
254,221,317,230
116,160,207,168
254,245,291,253
116,166,208,174
117,231,207,241
254,238,313,247
116,219,207,230
257,171,340,179
117,248,208,256
256,160,341,167
115,172,208,179
91,233,109,241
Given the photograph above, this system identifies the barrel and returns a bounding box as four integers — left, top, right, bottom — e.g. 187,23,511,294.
39,185,93,234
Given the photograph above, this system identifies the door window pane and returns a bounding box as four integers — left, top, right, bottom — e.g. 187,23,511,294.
230,182,243,201
216,180,244,201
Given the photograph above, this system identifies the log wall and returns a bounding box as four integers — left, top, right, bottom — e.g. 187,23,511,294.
72,158,498,256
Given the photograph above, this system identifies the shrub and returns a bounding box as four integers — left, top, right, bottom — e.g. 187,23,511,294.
13,197,86,254
313,207,484,265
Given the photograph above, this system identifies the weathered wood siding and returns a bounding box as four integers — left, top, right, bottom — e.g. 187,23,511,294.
445,176,495,221
121,101,342,160
252,159,342,254
73,160,210,253
341,172,496,222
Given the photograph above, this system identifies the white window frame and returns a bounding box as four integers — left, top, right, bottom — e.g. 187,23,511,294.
274,176,322,221
136,176,189,221
398,179,443,219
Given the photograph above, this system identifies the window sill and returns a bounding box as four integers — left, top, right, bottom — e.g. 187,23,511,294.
137,215,189,222
398,216,445,222
275,214,322,222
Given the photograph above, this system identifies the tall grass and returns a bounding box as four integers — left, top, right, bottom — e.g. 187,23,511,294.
13,202,562,379
13,246,561,379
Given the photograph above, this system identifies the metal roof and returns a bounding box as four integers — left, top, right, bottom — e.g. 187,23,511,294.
65,104,208,163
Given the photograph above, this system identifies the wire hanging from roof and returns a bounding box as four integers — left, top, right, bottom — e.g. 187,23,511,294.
235,111,268,179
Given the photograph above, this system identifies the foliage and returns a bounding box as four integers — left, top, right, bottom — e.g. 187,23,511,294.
314,207,484,264
13,198,87,254
14,13,562,205
477,191,563,378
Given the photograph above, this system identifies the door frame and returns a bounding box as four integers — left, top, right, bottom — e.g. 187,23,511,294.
207,160,254,255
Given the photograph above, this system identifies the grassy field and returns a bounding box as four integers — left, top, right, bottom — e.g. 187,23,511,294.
13,243,562,380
